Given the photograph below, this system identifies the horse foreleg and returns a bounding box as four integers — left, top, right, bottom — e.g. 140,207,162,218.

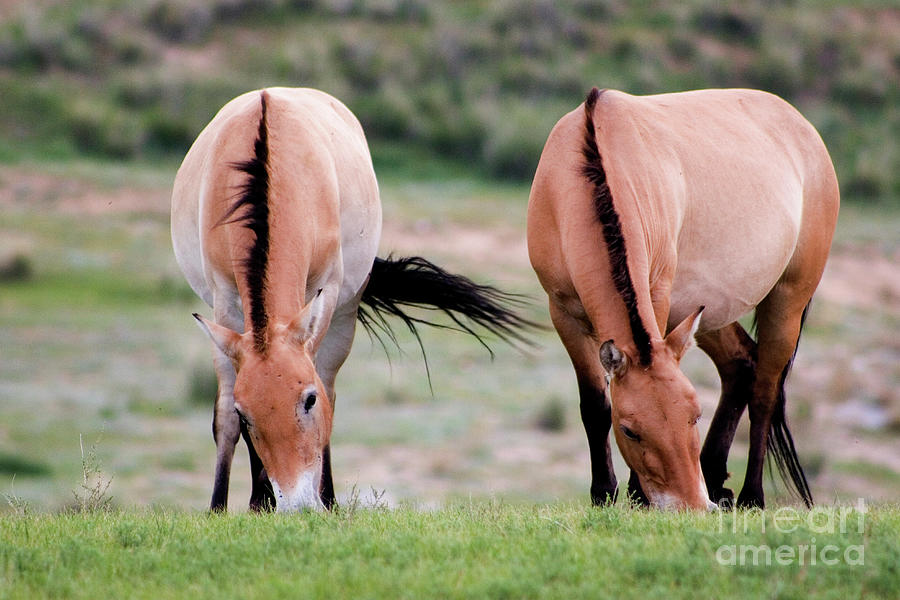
549,302,618,505
696,323,757,507
210,350,241,512
240,422,274,511
314,305,358,510
627,470,649,507
577,376,619,505
320,443,335,510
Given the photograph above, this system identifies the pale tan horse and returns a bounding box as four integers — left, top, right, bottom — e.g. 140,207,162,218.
172,88,533,512
528,88,839,509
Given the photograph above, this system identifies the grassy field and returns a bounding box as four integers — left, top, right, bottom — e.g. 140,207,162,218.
1,503,897,598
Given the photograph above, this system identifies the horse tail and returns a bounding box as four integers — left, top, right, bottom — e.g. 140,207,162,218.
356,255,540,361
765,301,814,508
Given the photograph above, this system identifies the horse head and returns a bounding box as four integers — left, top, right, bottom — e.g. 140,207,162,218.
600,307,717,511
195,291,332,511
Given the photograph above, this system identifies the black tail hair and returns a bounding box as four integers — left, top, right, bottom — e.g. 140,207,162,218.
357,256,540,368
765,302,814,508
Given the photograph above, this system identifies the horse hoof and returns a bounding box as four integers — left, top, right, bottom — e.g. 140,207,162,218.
249,495,275,512
710,487,734,505
590,486,619,506
736,492,764,510
708,486,735,509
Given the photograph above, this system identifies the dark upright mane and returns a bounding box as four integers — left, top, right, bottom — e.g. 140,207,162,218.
221,90,271,354
581,87,652,367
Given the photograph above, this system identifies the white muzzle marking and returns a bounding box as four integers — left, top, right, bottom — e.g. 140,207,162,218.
649,482,718,511
701,480,719,511
271,468,323,512
650,491,679,510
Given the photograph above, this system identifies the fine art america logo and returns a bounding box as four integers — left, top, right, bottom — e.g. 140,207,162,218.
715,499,867,566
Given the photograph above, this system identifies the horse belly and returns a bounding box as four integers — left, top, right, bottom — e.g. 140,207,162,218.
667,199,801,333
334,171,381,309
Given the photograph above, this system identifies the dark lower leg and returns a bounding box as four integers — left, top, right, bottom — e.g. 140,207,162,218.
697,324,757,506
738,365,781,509
320,391,337,510
700,360,754,504
627,470,649,506
210,451,233,512
549,302,617,505
210,402,240,512
241,425,274,512
736,416,770,509
320,444,336,509
738,296,809,509
578,377,617,505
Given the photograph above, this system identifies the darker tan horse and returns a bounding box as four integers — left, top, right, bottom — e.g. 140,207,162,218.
528,88,839,509
172,88,534,512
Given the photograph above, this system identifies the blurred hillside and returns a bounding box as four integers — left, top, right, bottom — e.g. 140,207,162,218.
0,0,897,202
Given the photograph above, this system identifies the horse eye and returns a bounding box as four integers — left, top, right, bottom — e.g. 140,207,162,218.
620,425,640,442
235,408,250,428
303,392,317,413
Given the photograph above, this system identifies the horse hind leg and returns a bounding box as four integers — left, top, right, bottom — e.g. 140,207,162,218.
549,301,618,504
696,322,758,507
735,149,834,509
737,295,813,509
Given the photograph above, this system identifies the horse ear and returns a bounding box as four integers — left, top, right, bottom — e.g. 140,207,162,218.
288,289,328,349
194,313,242,361
665,305,704,361
599,339,628,379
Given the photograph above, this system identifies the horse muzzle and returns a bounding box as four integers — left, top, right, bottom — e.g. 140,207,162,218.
271,468,324,512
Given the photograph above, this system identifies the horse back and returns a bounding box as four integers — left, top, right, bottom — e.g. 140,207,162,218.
171,88,381,316
528,88,838,337
595,89,839,331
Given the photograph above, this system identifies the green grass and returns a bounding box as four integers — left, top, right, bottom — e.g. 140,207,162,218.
0,504,897,599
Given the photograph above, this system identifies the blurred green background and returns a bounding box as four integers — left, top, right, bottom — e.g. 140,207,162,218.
0,0,898,512
1,0,898,201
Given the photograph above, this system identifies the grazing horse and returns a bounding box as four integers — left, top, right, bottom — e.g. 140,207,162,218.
528,88,838,509
172,87,532,512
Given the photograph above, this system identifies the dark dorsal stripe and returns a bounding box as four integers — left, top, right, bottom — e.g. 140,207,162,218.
581,87,653,367
221,90,271,354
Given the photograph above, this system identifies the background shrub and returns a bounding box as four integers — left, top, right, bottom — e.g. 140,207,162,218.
0,0,896,203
